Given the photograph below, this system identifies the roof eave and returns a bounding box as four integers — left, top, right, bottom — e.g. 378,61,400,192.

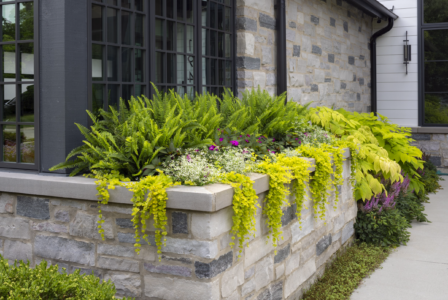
344,0,399,20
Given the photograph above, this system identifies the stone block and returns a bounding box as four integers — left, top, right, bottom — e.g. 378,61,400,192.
191,207,232,239
237,33,255,56
244,235,274,268
51,199,87,211
144,275,220,300
316,241,340,269
285,250,301,276
266,73,276,86
289,21,296,28
348,56,355,65
253,256,274,292
91,204,132,215
293,45,301,57
116,218,134,229
195,251,233,279
343,21,348,32
330,17,336,27
34,235,95,266
98,243,135,258
310,15,319,25
4,240,32,262
236,17,257,32
312,45,322,55
69,211,101,240
300,244,315,263
31,221,68,233
345,202,358,223
262,46,272,65
104,273,142,297
162,255,192,265
71,267,103,279
311,84,319,92
254,72,267,89
290,74,305,87
237,71,253,79
54,209,70,223
432,134,447,141
237,56,261,70
342,220,354,244
164,237,220,259
276,263,285,279
328,53,335,63
17,196,50,220
0,217,30,239
257,281,283,300
333,213,345,232
145,263,192,277
316,234,332,256
245,266,255,279
97,256,140,272
429,156,442,167
285,258,316,298
172,212,188,234
259,13,276,30
221,263,244,298
291,215,314,244
118,232,154,245
0,193,14,214
274,243,290,264
238,0,272,13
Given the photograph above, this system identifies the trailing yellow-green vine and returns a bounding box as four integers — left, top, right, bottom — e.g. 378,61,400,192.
320,144,345,208
218,172,259,257
299,144,334,220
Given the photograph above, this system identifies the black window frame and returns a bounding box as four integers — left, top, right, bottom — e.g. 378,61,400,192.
0,0,39,170
418,0,448,126
87,0,236,113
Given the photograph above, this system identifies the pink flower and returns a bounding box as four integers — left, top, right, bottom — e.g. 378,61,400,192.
295,138,298,141
230,140,239,146
245,139,249,143
217,128,220,131
209,145,217,151
304,133,309,137
219,138,224,142
272,138,275,142
247,134,251,137
186,155,191,162
271,151,275,154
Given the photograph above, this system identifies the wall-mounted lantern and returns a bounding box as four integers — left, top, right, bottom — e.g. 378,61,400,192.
404,31,411,75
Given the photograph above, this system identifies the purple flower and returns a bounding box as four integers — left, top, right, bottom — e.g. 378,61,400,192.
272,138,275,142
217,128,220,131
186,155,191,162
299,141,302,144
258,141,262,143
295,138,298,141
230,140,239,147
271,151,275,154
245,139,249,143
209,145,217,151
195,149,200,152
239,135,243,138
304,133,309,137
247,134,251,137
219,138,224,142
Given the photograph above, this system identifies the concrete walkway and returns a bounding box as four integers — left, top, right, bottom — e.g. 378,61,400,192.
351,178,448,300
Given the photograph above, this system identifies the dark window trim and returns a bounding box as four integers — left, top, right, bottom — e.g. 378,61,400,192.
418,0,448,127
0,0,40,170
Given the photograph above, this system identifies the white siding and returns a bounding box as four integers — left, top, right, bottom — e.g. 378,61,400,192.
375,0,419,127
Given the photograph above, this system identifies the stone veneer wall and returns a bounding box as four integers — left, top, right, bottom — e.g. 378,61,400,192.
236,0,373,113
411,133,448,167
0,154,356,300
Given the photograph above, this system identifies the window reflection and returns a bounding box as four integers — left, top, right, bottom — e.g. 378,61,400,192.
20,84,34,122
20,43,34,81
2,4,15,42
20,125,34,163
2,84,15,121
19,3,33,40
2,44,16,81
92,44,104,81
3,125,16,162
92,5,103,41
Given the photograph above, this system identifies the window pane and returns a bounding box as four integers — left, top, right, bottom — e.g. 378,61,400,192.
187,25,194,54
202,57,206,85
187,55,194,84
225,7,230,31
225,33,231,58
424,30,448,61
2,4,15,42
92,84,104,115
177,23,185,52
121,0,131,9
20,84,33,122
218,59,224,85
156,52,164,83
211,59,216,85
155,0,163,16
177,86,185,96
177,0,184,20
20,125,34,164
425,61,448,92
155,19,163,49
20,43,34,81
202,28,207,55
92,44,104,81
135,0,143,11
210,2,215,29
177,55,184,84
122,11,131,45
122,84,132,100
2,85,15,121
225,60,231,86
134,84,145,97
218,4,223,30
218,32,223,57
3,44,16,82
107,8,117,43
187,86,194,99
186,0,193,23
3,125,16,162
167,0,174,19
135,49,144,82
107,46,118,81
122,47,132,82
210,30,216,56
167,21,174,51
135,14,144,46
201,1,207,26
167,53,175,83
92,5,103,42
107,0,117,5
107,84,119,109
424,0,448,23
424,93,448,125
19,2,34,40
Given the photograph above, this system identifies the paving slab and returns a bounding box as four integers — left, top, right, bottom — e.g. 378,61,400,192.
351,179,448,300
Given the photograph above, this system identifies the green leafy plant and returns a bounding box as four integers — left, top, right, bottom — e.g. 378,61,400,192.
0,256,132,299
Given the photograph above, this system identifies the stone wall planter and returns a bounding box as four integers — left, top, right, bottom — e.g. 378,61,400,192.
0,149,356,299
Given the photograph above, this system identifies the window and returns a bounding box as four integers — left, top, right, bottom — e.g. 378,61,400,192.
89,0,234,112
0,0,37,169
421,0,448,125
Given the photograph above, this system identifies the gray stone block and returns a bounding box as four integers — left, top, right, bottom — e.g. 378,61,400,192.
54,209,70,223
312,45,322,55
34,235,95,266
105,273,142,297
325,78,332,82
257,281,283,300
72,267,103,279
360,55,365,60
0,194,14,214
117,232,154,245
343,21,348,32
259,13,276,30
98,243,135,258
32,221,68,233
342,220,355,244
316,234,332,256
0,217,30,239
236,17,257,32
330,17,336,27
69,211,100,240
162,255,192,265
353,74,357,81
311,84,319,92
97,256,140,272
357,93,361,101
347,11,351,18
412,134,431,141
281,204,297,226
4,240,33,262
236,56,261,70
311,15,319,25
194,251,233,279
359,78,365,85
274,243,290,264
348,56,355,65
429,156,442,167
289,21,296,28
144,263,192,277
328,53,335,63
172,211,188,234
116,218,134,229
293,45,301,57
17,196,50,220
